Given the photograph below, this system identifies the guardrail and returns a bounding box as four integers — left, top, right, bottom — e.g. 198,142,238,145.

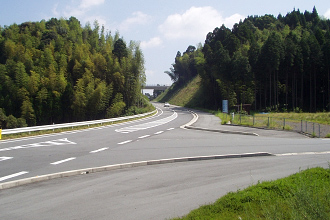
1,110,157,136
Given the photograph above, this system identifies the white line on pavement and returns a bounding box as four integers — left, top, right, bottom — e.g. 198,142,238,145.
138,135,150,139
276,151,330,156
118,140,132,145
167,128,175,131
90,148,109,153
51,157,76,165
154,131,164,135
0,171,29,182
0,156,13,162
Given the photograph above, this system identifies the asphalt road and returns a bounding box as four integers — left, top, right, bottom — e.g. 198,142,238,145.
1,103,330,219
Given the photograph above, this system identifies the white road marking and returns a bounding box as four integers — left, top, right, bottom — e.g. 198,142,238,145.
51,157,76,165
138,135,150,139
276,151,330,156
0,171,29,182
0,138,76,152
0,157,13,162
118,140,132,145
115,111,177,133
154,131,164,135
90,148,108,153
167,128,175,131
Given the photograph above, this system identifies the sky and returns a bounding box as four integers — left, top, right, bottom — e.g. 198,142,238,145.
1,0,330,86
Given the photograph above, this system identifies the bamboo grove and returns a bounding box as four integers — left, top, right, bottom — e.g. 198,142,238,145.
0,17,147,128
166,8,330,113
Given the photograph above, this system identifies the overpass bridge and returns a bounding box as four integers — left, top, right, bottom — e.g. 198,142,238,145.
143,84,171,91
143,84,171,98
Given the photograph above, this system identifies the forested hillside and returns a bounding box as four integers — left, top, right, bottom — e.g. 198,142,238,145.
0,17,147,128
166,7,330,113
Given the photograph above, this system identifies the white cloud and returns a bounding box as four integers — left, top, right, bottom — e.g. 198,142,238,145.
159,6,245,41
224,13,245,29
56,0,105,19
52,3,60,17
80,0,105,9
140,37,163,49
119,11,152,31
325,9,330,19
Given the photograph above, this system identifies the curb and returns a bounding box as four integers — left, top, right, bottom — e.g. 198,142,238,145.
0,152,273,190
185,126,259,136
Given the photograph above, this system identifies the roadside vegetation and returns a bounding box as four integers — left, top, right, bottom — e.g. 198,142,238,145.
254,112,330,125
172,167,330,220
0,17,147,129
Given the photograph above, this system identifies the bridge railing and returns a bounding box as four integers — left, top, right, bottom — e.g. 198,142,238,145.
144,84,171,87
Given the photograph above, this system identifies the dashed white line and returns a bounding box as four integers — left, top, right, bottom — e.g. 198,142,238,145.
51,157,76,165
118,140,132,145
90,148,109,153
0,156,13,162
154,131,164,135
167,128,175,131
0,171,29,182
138,135,150,139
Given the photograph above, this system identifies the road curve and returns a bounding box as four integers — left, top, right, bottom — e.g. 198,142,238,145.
1,103,330,219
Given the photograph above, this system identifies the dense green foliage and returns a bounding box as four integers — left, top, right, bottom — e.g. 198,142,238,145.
173,167,330,220
166,7,330,113
0,17,147,128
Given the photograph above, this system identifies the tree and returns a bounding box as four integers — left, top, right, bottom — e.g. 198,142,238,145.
21,99,36,126
113,38,127,62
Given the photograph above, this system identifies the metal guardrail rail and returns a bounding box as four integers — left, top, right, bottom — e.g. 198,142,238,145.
1,110,157,136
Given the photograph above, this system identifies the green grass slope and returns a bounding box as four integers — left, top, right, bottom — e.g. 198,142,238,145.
155,75,203,108
173,167,330,220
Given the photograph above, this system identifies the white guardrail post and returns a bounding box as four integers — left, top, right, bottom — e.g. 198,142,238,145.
1,110,157,136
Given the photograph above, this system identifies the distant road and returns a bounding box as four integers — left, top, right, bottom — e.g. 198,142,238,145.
1,103,330,219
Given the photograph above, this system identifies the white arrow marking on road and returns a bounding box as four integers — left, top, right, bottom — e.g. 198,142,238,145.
90,148,109,153
0,138,76,152
0,157,13,162
51,157,76,165
0,171,29,182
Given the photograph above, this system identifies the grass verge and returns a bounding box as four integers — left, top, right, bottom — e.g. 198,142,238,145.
172,167,330,220
254,112,330,125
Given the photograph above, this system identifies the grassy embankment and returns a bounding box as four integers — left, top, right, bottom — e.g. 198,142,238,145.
172,167,330,220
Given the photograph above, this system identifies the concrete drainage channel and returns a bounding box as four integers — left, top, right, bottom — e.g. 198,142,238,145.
0,152,273,190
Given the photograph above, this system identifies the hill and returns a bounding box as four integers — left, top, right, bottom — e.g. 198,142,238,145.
156,75,204,108
164,7,330,113
0,17,148,129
